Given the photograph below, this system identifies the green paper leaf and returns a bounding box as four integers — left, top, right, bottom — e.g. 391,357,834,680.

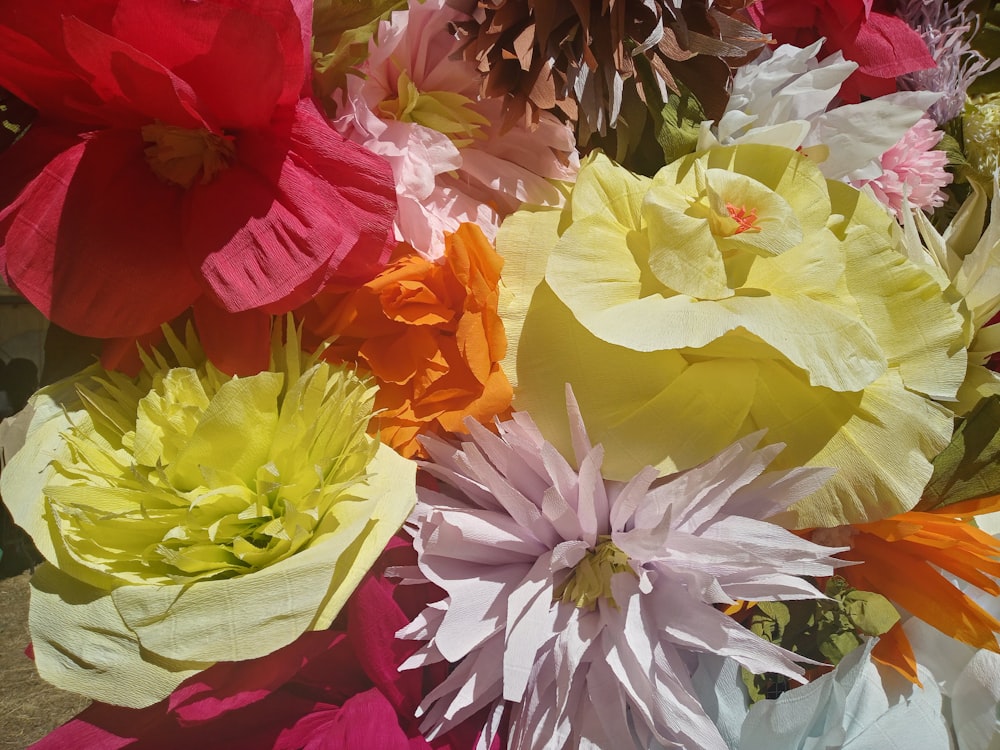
842,590,901,636
918,394,1000,511
655,86,705,166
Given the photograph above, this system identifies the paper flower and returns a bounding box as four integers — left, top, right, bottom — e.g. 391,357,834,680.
963,93,1000,189
903,580,1000,750
747,0,935,102
692,639,952,750
499,146,966,528
897,0,999,125
332,0,577,258
396,389,847,750
29,538,496,750
1,320,416,707
903,177,1000,411
0,0,397,367
810,495,1000,684
451,0,765,136
859,117,952,220
298,223,512,458
698,40,941,183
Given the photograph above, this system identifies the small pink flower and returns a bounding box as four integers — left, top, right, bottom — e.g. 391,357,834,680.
858,117,952,219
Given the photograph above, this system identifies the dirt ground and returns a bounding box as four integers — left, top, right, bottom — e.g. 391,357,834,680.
0,572,90,750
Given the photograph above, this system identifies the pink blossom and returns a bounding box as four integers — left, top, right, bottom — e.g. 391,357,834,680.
857,117,952,219
332,0,578,258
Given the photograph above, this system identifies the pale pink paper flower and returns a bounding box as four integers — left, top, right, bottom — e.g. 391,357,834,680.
333,0,578,259
858,117,952,219
395,388,848,750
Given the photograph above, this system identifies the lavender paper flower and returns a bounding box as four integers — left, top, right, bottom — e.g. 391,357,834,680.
396,388,848,750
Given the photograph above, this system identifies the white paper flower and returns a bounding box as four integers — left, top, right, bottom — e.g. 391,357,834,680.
699,40,940,183
396,388,848,750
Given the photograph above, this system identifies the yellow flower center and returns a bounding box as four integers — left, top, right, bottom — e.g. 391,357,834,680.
141,123,236,189
378,70,489,147
553,536,635,610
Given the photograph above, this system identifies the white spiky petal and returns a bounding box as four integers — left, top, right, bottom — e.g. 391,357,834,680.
395,387,848,750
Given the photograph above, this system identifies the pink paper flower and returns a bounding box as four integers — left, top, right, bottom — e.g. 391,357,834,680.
857,117,952,219
332,0,578,258
397,389,847,750
0,0,397,373
29,538,499,750
748,0,936,102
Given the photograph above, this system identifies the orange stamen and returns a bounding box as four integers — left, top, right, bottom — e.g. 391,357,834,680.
726,203,760,234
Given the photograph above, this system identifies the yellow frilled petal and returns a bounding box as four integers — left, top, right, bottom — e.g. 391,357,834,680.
499,145,966,528
0,322,417,707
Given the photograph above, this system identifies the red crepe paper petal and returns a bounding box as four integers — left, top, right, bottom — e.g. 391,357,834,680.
3,130,202,337
191,301,271,376
186,100,395,313
110,0,288,129
60,15,204,129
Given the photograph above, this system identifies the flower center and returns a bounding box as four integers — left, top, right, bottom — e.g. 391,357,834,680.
378,70,489,147
141,122,236,189
554,536,635,610
725,203,760,234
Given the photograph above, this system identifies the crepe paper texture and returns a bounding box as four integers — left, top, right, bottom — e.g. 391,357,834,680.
0,0,397,367
498,144,968,529
738,576,900,703
332,0,578,258
28,537,498,750
693,638,952,750
810,493,1000,685
903,177,1000,412
299,223,512,458
395,387,846,750
0,320,416,707
698,40,941,186
747,0,936,103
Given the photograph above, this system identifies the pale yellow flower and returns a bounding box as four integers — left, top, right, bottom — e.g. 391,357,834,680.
1,320,416,707
499,145,966,528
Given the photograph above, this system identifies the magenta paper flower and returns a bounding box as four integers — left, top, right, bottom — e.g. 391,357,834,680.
0,0,396,371
397,389,847,750
29,538,498,750
333,0,578,258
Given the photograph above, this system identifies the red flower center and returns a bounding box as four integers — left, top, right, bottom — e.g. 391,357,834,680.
141,123,236,189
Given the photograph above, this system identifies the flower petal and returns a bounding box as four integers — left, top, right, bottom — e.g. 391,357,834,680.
185,100,395,312
2,129,203,337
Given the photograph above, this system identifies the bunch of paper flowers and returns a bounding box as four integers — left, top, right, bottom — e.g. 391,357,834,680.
0,0,999,748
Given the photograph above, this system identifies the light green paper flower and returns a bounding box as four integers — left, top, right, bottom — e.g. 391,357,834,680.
902,177,1000,412
1,320,416,707
499,145,967,529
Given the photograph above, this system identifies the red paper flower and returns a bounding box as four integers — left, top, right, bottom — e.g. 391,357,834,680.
748,0,935,102
28,537,500,750
0,0,396,372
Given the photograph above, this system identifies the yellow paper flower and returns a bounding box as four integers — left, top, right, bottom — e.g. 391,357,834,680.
1,320,416,707
499,145,966,529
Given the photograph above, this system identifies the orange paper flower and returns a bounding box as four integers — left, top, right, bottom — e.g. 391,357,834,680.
299,223,512,457
810,494,1000,683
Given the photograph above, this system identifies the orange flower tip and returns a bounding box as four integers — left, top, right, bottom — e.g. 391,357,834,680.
141,122,236,189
